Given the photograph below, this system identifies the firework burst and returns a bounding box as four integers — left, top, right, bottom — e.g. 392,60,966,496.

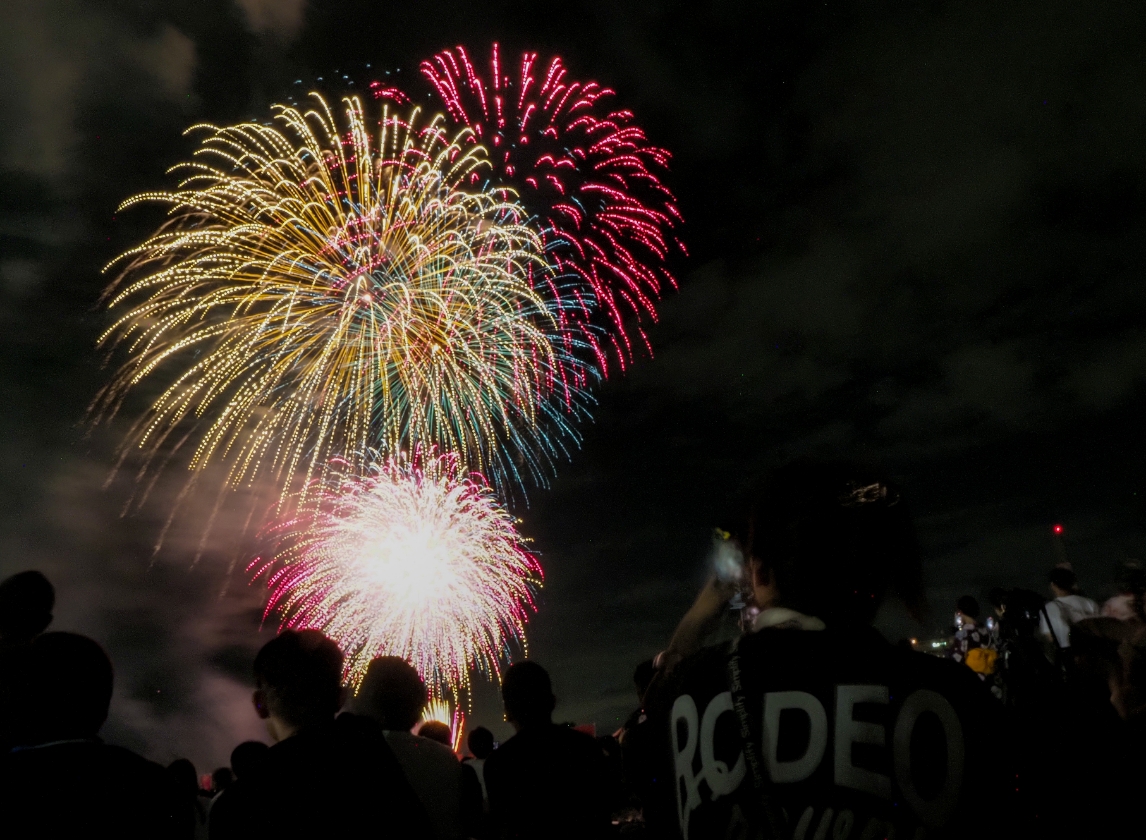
95,94,590,507
422,699,465,752
406,44,685,374
252,449,542,700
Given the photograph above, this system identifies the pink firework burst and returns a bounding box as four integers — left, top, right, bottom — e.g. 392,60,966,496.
384,44,684,376
251,449,542,700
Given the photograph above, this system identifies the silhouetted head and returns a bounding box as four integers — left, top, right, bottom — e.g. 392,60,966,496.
1049,567,1078,597
467,725,494,759
1114,561,1146,613
166,758,199,799
956,595,980,621
212,766,234,793
229,740,269,779
418,719,453,747
356,656,425,731
501,661,555,730
252,630,343,737
22,632,112,743
723,460,924,626
0,571,54,644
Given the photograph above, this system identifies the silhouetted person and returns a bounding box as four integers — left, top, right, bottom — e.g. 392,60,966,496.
645,461,1017,838
210,766,234,794
0,570,54,750
467,725,495,803
0,570,53,646
483,661,611,840
356,655,472,840
1040,566,1099,653
950,595,998,686
0,632,182,838
167,758,208,839
418,719,454,747
618,659,657,819
228,740,268,780
1103,560,1146,621
208,631,426,839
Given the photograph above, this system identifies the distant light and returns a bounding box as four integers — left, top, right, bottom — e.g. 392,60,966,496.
1053,524,1064,535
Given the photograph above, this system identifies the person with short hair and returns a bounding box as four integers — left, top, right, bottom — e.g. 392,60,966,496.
949,595,1000,693
355,655,472,840
0,570,54,646
466,726,495,804
210,766,233,795
0,570,55,751
1039,567,1100,650
1102,561,1145,622
208,631,425,839
227,740,267,780
417,719,454,747
0,632,183,838
167,758,209,839
482,661,611,840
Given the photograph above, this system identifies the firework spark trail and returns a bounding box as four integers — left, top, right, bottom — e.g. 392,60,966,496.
407,44,685,376
94,94,592,508
251,449,542,701
422,699,465,752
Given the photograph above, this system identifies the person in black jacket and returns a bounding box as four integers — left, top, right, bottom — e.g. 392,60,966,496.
643,460,1021,839
209,630,428,839
0,631,184,839
483,661,611,840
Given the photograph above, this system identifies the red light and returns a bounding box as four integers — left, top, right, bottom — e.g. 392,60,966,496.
1053,524,1064,535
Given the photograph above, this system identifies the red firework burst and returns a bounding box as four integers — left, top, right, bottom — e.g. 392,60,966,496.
379,44,684,375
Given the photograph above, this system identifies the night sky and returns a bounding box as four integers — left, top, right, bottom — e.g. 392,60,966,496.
3,0,1146,772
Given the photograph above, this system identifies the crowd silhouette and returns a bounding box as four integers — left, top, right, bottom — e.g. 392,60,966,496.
0,460,1144,838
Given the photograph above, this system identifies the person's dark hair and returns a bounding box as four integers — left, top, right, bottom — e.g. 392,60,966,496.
986,587,1007,609
166,758,199,798
253,630,343,728
1048,567,1078,593
1113,561,1146,620
723,459,923,626
418,720,453,747
230,740,269,779
501,660,555,728
22,632,113,741
467,725,494,759
998,588,1046,638
357,656,426,731
956,595,980,619
0,570,54,643
633,659,655,699
212,766,234,793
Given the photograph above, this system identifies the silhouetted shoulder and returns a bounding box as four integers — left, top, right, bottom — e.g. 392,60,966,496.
0,741,177,839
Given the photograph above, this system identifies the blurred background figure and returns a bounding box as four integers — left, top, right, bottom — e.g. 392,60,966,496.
465,725,494,805
949,595,1000,695
1102,561,1146,622
167,758,208,840
1040,567,1099,654
209,766,233,797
